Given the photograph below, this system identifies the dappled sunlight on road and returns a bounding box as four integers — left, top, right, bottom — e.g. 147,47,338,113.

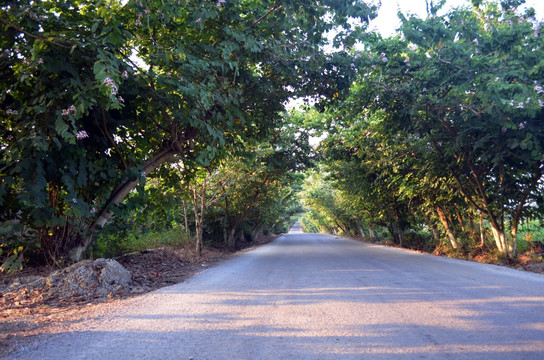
7,233,544,360
79,284,544,359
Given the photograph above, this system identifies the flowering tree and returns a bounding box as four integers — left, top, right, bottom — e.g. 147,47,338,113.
0,0,376,264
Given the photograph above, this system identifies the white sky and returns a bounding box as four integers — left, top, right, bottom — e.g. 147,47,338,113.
370,0,544,36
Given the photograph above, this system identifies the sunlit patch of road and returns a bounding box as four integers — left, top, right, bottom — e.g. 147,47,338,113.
7,232,544,359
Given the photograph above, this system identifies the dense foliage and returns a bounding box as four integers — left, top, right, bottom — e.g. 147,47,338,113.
303,0,544,258
0,0,376,267
3,0,543,271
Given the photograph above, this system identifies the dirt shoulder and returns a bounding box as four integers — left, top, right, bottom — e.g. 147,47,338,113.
0,236,276,357
356,236,544,275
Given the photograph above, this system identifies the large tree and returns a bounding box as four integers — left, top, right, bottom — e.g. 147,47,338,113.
318,0,544,256
0,0,376,263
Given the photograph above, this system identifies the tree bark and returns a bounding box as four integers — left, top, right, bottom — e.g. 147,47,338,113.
393,208,403,247
368,224,376,238
454,203,466,233
436,206,460,249
479,212,486,247
193,178,207,257
489,222,507,254
227,228,237,248
357,221,366,238
182,199,190,243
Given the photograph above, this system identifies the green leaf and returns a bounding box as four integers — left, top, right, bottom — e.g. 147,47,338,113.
54,117,69,136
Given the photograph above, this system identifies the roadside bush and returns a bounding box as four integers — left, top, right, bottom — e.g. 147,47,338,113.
402,230,435,252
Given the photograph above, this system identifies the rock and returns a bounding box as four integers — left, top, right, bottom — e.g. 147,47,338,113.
45,258,132,298
98,259,132,289
46,261,99,297
95,287,110,298
4,275,46,293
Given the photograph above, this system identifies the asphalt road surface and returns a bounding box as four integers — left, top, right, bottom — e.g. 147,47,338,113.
6,223,544,359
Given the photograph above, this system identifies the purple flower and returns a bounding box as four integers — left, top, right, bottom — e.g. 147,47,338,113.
76,130,89,140
102,77,118,95
62,105,77,116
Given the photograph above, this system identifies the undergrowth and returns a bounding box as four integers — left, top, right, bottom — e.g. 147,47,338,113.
93,227,193,258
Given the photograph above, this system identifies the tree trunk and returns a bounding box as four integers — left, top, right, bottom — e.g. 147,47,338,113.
393,208,403,247
357,221,366,238
510,225,518,258
67,147,177,262
489,221,507,254
436,206,459,249
479,212,486,247
467,211,476,237
396,222,404,247
193,186,202,256
334,220,348,235
387,224,397,245
368,224,376,238
454,203,466,232
182,199,190,243
426,214,440,243
252,228,261,242
193,178,207,257
227,228,237,248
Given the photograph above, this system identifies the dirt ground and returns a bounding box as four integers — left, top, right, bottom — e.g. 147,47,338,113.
0,237,275,357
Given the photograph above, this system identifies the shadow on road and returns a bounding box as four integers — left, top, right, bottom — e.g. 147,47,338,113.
7,232,544,360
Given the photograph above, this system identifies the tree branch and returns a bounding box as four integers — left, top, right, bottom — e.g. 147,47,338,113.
0,16,72,50
251,4,282,28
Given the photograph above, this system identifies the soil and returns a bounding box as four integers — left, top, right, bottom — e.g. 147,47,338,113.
431,242,544,274
0,236,276,357
362,237,544,274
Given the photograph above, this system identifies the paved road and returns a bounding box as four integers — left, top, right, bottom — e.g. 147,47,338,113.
6,225,544,359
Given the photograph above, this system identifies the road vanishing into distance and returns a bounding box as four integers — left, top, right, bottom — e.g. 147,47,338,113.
6,223,544,359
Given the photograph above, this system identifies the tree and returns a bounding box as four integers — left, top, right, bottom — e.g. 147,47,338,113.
319,0,544,256
1,0,376,263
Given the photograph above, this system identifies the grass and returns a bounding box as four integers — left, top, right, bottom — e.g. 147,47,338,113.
93,226,194,258
517,220,544,253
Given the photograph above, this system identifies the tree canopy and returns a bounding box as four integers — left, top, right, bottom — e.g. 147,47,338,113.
304,0,544,257
1,0,376,265
2,0,544,270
